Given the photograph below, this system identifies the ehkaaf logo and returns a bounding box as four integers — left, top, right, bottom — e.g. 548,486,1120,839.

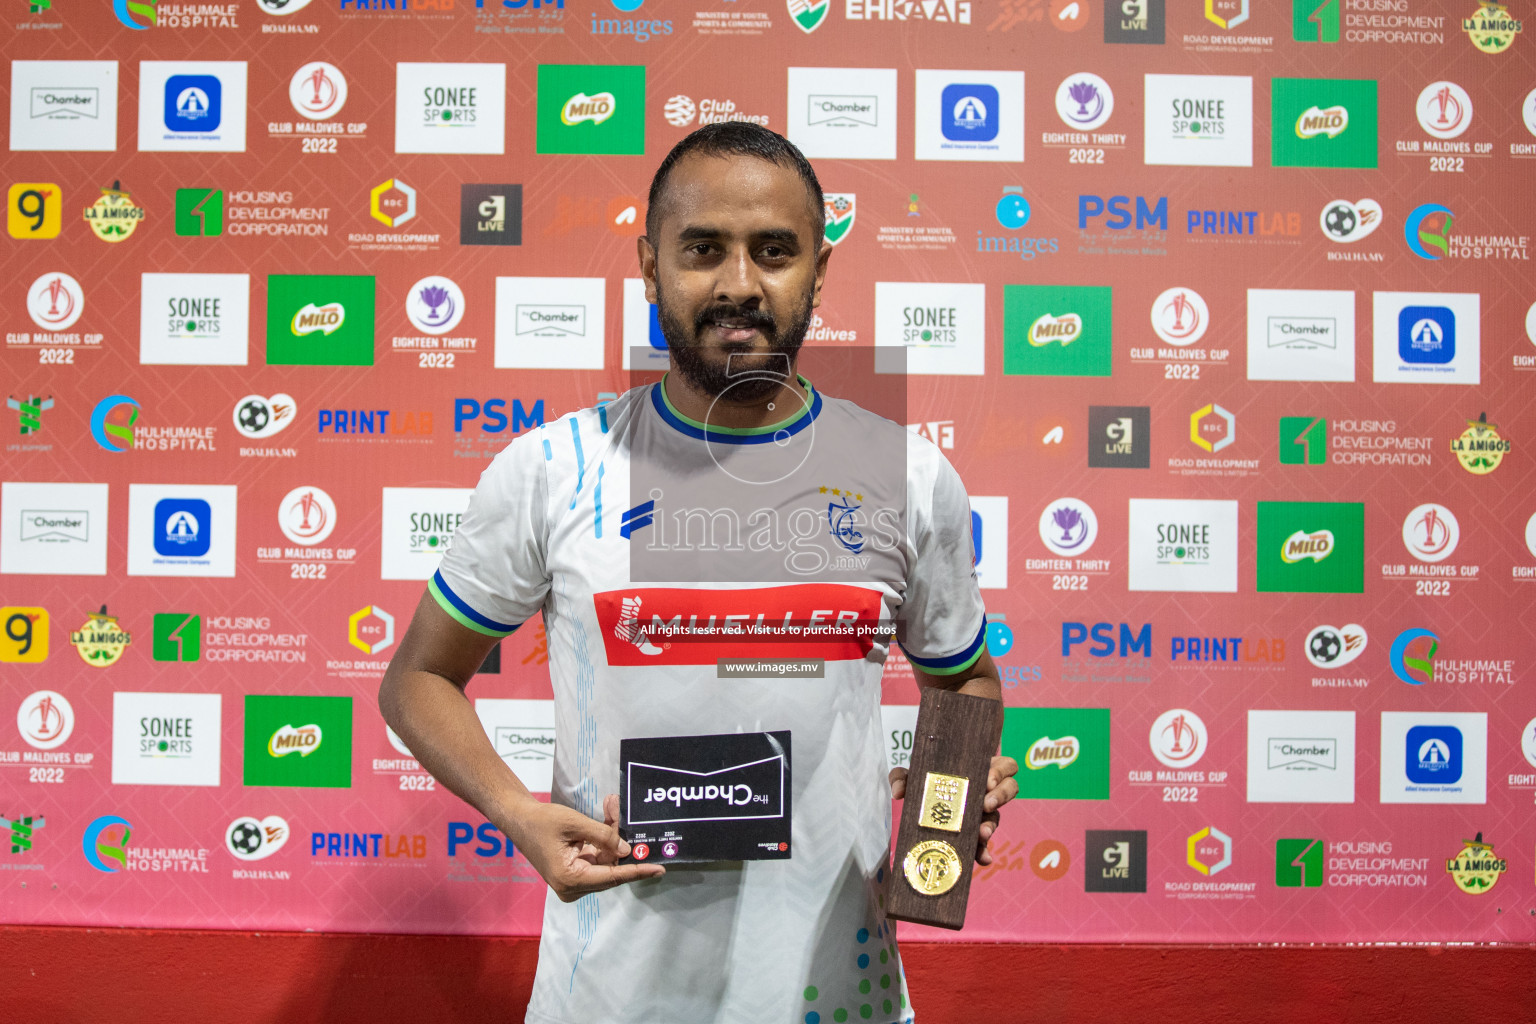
593,585,883,666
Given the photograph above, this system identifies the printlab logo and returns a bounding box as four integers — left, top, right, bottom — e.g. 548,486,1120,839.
1275,838,1323,887
290,62,347,121
8,183,63,239
1038,498,1098,557
460,184,522,246
1105,0,1163,42
536,64,646,156
1056,74,1113,131
1087,406,1150,468
1150,288,1207,345
26,272,85,331
1320,198,1381,243
1416,82,1473,139
405,276,466,336
174,188,224,236
1085,830,1146,892
1,608,49,663
152,613,201,661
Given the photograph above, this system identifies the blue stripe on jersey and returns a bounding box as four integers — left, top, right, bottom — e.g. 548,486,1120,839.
650,382,823,444
593,462,605,538
430,570,521,636
569,416,586,509
900,618,987,675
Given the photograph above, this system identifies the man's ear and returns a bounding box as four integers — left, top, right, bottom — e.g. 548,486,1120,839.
811,239,832,310
638,235,659,304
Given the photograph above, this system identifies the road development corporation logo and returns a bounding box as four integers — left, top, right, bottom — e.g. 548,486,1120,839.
82,815,132,873
349,605,395,653
226,815,290,861
289,62,347,121
405,276,465,335
1187,827,1232,876
1416,82,1473,139
1038,498,1098,557
1320,198,1381,243
18,690,74,749
1305,624,1366,669
1447,833,1506,893
26,273,85,331
1056,73,1113,131
233,393,296,440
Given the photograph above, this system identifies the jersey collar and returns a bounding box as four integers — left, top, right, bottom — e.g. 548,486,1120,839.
651,372,822,445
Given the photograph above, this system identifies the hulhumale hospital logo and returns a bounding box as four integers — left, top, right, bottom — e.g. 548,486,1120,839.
90,395,139,451
82,814,132,872
114,0,156,27
1405,203,1454,260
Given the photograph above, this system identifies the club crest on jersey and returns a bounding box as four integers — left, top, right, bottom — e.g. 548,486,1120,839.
822,485,865,554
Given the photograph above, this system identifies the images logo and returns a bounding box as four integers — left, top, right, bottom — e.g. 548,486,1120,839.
1404,203,1453,260
1320,198,1381,242
289,62,346,120
1039,498,1098,557
8,183,62,239
26,273,85,331
266,275,375,366
152,613,201,662
243,694,352,788
1003,286,1112,377
81,181,144,242
537,65,646,155
1275,838,1323,886
232,393,295,439
405,276,466,336
1002,707,1110,799
1055,74,1114,131
82,815,132,873
1450,412,1509,474
787,0,829,32
1187,826,1232,875
1402,503,1458,562
1447,833,1506,894
1256,501,1364,593
823,193,855,246
1389,627,1438,684
1150,288,1208,345
369,178,416,228
1,608,48,663
1305,623,1366,668
226,815,289,861
174,188,224,236
70,605,132,666
17,690,73,749
995,186,1030,229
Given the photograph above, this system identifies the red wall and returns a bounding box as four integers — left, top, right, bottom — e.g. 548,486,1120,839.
4,928,1533,1021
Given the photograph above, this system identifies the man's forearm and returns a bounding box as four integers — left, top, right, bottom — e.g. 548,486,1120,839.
378,667,540,843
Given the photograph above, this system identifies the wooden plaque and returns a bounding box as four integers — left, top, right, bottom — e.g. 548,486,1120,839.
885,687,1002,930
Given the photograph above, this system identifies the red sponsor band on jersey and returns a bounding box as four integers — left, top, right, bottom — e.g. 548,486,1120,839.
593,585,885,666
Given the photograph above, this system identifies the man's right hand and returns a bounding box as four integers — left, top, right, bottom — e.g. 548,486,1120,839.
508,794,665,903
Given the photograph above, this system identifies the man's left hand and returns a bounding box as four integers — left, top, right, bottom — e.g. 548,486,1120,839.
888,755,1020,865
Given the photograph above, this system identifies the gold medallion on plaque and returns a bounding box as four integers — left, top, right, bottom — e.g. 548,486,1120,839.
903,840,962,896
917,771,968,832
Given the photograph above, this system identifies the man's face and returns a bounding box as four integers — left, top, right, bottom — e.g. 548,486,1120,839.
641,152,829,401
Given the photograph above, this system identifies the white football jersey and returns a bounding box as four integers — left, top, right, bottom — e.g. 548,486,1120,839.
433,376,986,1024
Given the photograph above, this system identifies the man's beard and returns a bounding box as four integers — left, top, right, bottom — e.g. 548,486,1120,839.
657,286,813,402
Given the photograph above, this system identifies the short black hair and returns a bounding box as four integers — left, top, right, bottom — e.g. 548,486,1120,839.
646,121,824,249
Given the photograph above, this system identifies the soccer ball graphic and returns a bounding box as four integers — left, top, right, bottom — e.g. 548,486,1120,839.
663,95,697,127
228,821,264,856
1309,628,1342,665
237,398,270,435
1323,203,1356,239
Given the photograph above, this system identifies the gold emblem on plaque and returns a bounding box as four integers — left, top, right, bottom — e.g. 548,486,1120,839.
903,840,962,896
917,772,968,833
